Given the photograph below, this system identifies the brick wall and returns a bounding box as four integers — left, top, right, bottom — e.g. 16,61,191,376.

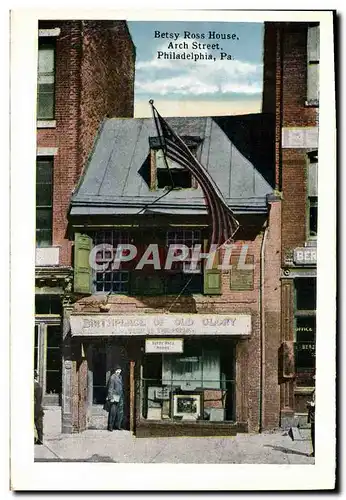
262,200,282,429
71,212,282,432
262,22,318,263
36,20,135,267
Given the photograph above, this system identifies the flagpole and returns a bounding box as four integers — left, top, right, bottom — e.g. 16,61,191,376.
149,100,175,190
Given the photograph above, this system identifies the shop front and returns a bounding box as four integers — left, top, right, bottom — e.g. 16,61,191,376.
68,313,251,436
280,246,316,428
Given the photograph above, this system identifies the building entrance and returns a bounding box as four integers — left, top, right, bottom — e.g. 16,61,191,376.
86,339,131,430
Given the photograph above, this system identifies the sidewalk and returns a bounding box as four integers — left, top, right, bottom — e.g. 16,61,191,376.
35,407,315,464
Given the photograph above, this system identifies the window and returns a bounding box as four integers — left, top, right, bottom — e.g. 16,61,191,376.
89,229,204,295
36,157,53,247
150,136,200,190
37,41,55,120
295,278,316,387
141,339,236,422
46,325,62,395
95,271,129,293
34,325,39,372
156,149,193,189
296,278,316,311
309,197,318,237
90,230,130,294
307,25,319,105
295,317,316,382
35,295,61,315
307,151,318,238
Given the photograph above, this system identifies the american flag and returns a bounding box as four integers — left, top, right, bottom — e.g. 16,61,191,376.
150,101,239,247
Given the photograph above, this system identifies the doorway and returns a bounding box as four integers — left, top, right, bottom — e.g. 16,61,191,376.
92,347,107,404
86,340,131,430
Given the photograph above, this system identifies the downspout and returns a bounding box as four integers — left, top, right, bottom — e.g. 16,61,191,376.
259,221,269,433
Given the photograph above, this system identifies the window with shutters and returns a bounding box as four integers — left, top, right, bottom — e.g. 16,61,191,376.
37,40,56,120
83,229,205,296
166,229,203,294
306,24,319,106
36,157,53,247
89,230,130,294
307,151,318,238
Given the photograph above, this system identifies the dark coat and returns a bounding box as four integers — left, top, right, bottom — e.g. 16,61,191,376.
107,373,123,402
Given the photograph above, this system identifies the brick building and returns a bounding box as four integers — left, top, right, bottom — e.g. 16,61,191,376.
35,20,135,406
62,113,282,436
262,22,319,427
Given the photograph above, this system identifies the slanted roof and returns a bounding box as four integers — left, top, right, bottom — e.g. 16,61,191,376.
70,114,275,216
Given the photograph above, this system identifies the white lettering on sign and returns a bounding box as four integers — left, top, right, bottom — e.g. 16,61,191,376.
70,314,252,337
293,247,317,265
145,338,184,353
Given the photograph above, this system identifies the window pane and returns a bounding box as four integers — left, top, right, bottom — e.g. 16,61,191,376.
47,325,61,347
307,63,319,102
46,349,61,370
36,229,52,247
36,183,52,206
46,370,61,395
50,297,62,315
309,202,318,237
37,91,55,120
296,278,316,310
38,46,54,73
35,295,50,314
308,161,318,197
295,317,316,370
307,25,320,61
36,208,52,230
34,325,39,371
36,160,53,183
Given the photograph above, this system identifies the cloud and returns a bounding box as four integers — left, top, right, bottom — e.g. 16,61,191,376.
134,99,262,118
135,44,263,97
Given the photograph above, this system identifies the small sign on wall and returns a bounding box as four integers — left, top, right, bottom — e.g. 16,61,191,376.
145,338,184,354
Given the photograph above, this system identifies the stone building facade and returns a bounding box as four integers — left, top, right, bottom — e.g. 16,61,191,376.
35,20,135,407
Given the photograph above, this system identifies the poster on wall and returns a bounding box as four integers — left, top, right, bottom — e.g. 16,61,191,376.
10,6,336,493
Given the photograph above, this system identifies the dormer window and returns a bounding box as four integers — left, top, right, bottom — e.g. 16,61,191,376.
149,136,201,190
156,148,193,189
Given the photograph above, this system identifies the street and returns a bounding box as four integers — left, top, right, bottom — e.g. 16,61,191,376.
35,407,315,464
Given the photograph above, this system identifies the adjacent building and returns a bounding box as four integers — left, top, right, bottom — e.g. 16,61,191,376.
262,22,319,427
35,20,135,406
34,19,319,435
62,114,282,436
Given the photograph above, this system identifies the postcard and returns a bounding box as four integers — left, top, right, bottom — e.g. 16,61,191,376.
10,8,336,492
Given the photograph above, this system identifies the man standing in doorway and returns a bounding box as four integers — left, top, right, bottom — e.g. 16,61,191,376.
107,366,124,431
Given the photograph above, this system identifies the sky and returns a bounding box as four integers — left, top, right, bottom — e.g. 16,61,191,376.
127,21,264,117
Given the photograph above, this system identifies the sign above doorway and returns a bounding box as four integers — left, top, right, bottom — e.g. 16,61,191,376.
70,313,252,337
